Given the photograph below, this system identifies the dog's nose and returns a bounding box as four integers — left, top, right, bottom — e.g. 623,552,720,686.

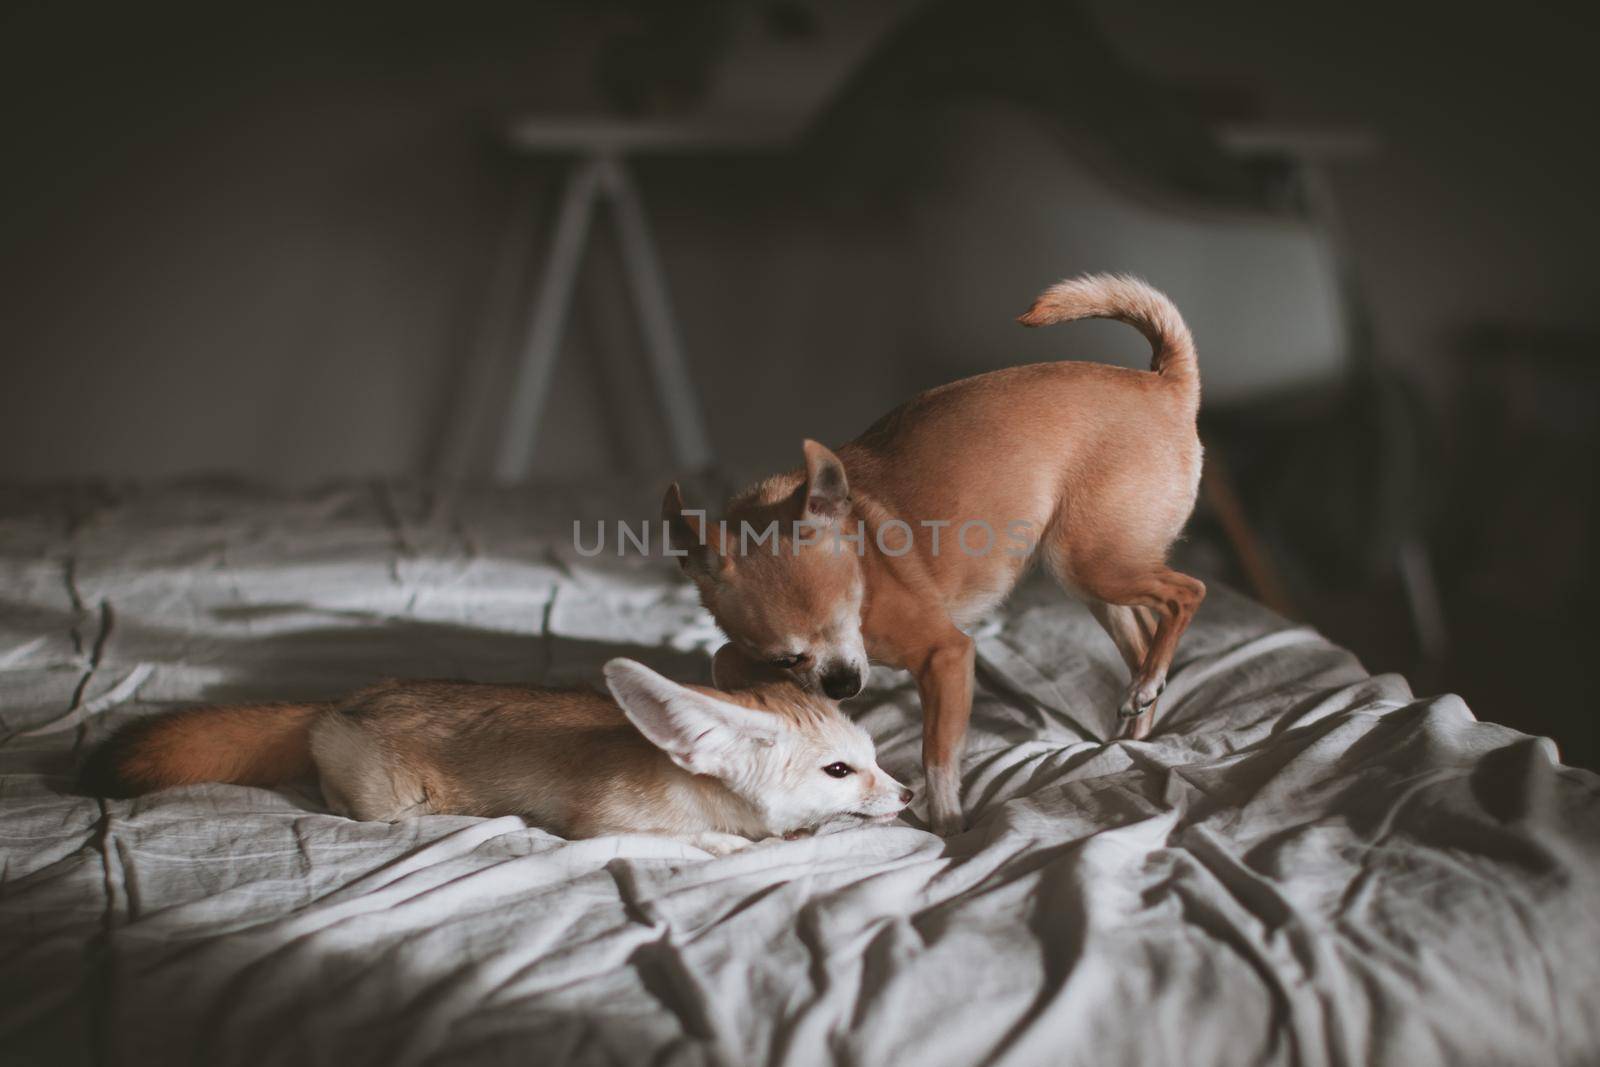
821,667,862,700
899,787,913,804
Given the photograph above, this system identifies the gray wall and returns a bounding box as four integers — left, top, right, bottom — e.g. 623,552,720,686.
2,1,1594,485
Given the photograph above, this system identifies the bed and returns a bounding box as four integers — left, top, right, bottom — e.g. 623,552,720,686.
2,481,1597,1066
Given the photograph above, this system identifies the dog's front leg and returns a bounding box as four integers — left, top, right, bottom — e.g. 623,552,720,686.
915,630,975,836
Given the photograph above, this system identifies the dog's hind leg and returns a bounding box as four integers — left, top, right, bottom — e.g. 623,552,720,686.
1088,600,1150,673
1051,564,1167,736
1078,568,1206,740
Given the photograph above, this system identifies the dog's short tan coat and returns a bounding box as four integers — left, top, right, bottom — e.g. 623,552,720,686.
666,274,1205,835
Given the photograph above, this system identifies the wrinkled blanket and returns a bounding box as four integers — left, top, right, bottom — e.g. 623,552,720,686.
1,482,1596,1067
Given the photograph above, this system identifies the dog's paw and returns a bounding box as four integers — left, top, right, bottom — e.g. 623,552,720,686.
1117,678,1164,739
928,809,966,837
1117,707,1155,740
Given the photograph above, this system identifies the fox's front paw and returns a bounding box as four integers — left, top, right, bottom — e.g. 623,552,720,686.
685,831,755,857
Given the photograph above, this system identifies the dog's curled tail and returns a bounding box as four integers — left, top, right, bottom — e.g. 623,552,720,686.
1017,273,1197,389
80,702,329,798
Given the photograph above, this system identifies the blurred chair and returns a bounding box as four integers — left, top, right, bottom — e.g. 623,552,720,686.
479,1,921,483
828,0,1447,660
489,132,736,483
1213,121,1447,659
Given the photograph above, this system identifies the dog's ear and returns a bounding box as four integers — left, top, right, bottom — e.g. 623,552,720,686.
800,440,850,524
662,482,728,577
605,658,781,777
711,643,790,690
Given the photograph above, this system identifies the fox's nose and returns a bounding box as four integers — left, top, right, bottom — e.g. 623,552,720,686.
898,787,913,804
821,666,863,700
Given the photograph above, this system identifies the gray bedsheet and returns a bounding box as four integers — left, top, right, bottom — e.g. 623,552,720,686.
1,483,1596,1067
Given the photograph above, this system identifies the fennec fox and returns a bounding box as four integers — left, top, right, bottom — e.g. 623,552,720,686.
81,658,912,855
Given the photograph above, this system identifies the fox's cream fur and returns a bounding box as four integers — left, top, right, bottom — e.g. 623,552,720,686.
82,659,911,855
665,274,1206,836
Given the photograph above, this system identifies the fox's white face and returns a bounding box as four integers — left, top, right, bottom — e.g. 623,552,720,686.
664,440,871,701
604,659,910,836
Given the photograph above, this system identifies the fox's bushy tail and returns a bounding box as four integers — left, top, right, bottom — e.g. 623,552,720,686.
1018,273,1197,390
81,702,329,798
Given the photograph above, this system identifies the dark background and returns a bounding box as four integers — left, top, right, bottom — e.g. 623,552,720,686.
2,0,1595,765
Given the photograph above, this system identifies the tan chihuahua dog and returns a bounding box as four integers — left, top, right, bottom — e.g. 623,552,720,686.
664,274,1204,835
82,659,911,855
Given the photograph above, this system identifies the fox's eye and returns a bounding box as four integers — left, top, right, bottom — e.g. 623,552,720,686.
771,652,808,669
822,762,854,778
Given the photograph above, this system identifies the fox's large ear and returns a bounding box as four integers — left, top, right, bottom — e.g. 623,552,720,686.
662,482,728,577
711,643,791,690
800,440,849,525
605,659,781,777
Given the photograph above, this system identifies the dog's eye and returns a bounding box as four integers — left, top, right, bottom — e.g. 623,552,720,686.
822,762,854,778
771,653,808,669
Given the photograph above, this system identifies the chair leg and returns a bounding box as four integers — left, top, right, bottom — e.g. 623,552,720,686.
494,157,605,483
1200,450,1298,618
599,157,715,473
1397,535,1449,662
